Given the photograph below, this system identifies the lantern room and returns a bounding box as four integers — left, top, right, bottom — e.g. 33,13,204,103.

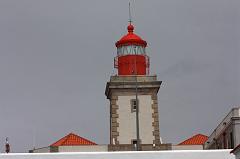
114,24,149,75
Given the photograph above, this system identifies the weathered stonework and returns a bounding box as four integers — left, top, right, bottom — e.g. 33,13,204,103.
105,75,169,150
151,93,160,145
108,144,172,151
50,146,58,152
110,97,119,145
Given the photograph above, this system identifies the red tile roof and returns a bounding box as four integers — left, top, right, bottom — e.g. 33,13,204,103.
50,133,97,146
178,134,208,145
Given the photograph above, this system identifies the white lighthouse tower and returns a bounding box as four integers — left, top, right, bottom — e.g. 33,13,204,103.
105,21,170,151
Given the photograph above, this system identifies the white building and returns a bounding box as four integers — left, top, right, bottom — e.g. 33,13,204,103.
30,133,107,153
204,107,240,149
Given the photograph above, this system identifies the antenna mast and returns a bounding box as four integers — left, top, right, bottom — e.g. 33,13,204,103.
129,2,132,24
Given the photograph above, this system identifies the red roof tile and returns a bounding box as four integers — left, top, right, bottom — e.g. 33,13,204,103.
50,133,97,146
178,134,208,145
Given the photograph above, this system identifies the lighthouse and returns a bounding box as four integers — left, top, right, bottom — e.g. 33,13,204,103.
114,23,149,75
105,22,170,151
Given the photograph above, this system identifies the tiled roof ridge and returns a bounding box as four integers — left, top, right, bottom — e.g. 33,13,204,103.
60,133,75,145
50,132,96,146
63,133,96,145
178,133,208,145
193,133,208,138
50,134,68,146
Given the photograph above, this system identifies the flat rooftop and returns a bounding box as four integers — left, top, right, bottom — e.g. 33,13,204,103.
0,150,235,159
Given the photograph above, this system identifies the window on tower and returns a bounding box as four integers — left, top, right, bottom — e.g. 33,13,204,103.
131,99,139,112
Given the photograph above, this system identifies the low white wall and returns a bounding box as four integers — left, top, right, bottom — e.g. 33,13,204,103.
58,145,108,152
0,150,235,159
172,145,203,150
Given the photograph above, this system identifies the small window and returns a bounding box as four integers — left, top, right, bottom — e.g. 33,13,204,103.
131,99,138,112
132,139,138,145
131,139,141,146
230,132,234,149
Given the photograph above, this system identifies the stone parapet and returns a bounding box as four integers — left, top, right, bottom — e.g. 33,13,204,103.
110,75,158,82
108,144,172,151
105,75,161,98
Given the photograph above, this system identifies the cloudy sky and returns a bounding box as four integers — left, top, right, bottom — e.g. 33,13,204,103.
0,0,239,152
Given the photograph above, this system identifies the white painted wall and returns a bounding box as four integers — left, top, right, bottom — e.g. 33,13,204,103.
58,145,108,152
234,120,240,147
0,150,235,159
205,107,240,149
172,145,203,150
117,95,154,144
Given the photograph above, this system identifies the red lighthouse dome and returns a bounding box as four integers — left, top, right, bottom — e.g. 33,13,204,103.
115,24,147,47
114,24,149,75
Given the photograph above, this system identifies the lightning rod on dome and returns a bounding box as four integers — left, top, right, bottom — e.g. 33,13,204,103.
128,2,132,24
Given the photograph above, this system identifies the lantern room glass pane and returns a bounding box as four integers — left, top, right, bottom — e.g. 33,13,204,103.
127,46,132,54
117,45,145,56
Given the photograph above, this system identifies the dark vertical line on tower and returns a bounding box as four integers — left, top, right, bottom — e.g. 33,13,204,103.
134,50,140,151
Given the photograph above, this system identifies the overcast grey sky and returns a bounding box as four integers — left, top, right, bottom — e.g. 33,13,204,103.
0,0,239,152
